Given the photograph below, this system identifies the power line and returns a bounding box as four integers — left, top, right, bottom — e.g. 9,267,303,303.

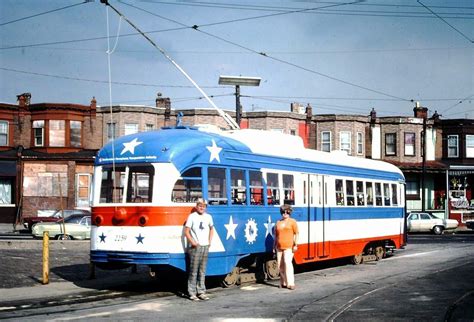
417,0,473,43
124,0,411,102
0,1,89,27
440,94,474,114
0,66,225,88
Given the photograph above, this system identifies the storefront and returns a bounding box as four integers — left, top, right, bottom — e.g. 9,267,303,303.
0,159,17,223
447,165,474,225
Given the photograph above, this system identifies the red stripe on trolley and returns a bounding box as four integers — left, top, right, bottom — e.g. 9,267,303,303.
92,206,194,227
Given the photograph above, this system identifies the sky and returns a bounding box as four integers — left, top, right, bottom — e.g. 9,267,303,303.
0,0,473,119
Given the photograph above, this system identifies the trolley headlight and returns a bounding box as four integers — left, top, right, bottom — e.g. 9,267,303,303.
138,215,149,226
94,215,104,226
114,208,128,223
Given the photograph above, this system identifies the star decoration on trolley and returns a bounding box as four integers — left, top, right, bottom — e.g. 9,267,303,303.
264,216,275,238
206,139,222,163
136,233,145,244
99,232,107,243
224,215,238,240
121,138,143,155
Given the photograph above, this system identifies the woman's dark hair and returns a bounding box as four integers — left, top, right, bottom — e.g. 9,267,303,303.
280,204,293,214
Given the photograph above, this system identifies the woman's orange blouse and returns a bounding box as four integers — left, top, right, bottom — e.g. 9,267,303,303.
275,218,299,250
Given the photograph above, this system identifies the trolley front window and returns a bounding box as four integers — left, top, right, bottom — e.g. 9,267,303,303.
100,165,154,203
172,167,202,203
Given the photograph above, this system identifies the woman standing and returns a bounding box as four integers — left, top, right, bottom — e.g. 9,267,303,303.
274,204,299,290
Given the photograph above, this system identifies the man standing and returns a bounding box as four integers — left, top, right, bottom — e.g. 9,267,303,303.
184,198,214,301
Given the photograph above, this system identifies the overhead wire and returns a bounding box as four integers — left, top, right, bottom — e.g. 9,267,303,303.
123,0,411,102
417,0,473,43
0,67,225,88
0,1,89,27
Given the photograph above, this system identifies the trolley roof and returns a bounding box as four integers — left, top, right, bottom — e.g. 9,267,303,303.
96,126,404,181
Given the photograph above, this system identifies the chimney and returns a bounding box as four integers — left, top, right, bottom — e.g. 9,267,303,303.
370,108,377,123
16,93,31,107
156,92,170,109
291,102,305,114
413,101,428,119
305,103,312,123
90,97,97,116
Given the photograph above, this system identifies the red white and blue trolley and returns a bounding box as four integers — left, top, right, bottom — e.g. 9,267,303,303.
90,125,406,284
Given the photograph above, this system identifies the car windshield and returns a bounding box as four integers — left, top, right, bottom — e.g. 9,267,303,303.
64,216,85,224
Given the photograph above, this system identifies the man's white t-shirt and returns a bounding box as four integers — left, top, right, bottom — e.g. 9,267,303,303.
185,212,214,246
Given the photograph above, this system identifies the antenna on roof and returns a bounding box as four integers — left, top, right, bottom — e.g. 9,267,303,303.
100,0,239,130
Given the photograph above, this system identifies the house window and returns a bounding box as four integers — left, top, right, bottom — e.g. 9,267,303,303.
146,124,154,132
340,131,351,155
124,123,138,136
76,173,90,207
33,120,44,147
385,133,396,156
49,120,66,147
447,135,459,158
107,123,116,142
0,121,8,146
404,133,415,156
321,131,331,152
0,179,12,204
290,130,296,136
70,121,82,147
357,132,363,155
406,178,420,199
466,135,474,158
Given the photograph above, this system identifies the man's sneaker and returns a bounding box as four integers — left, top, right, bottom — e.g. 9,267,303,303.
189,295,200,301
198,294,210,301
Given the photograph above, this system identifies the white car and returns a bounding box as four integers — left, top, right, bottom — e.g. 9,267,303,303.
407,212,459,235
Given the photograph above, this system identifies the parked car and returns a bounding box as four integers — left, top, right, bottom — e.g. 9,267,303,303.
31,214,91,240
23,209,90,231
466,220,474,230
407,212,459,235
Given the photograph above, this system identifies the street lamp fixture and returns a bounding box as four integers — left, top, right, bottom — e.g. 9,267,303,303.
218,75,261,126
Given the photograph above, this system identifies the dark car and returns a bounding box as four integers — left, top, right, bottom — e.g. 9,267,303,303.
23,209,91,231
466,220,474,230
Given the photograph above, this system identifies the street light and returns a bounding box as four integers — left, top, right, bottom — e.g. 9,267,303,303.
218,75,261,126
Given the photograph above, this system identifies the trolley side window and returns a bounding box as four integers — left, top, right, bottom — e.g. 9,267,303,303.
231,169,246,205
335,179,344,206
126,165,154,203
375,182,383,206
249,171,264,205
346,180,355,206
208,167,227,205
100,166,126,203
267,173,280,205
391,183,399,206
366,182,374,206
172,167,202,203
356,181,365,206
283,174,295,205
383,183,391,206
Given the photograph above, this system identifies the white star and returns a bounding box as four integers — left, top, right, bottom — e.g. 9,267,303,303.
206,139,222,163
224,215,238,240
264,216,275,238
121,138,143,155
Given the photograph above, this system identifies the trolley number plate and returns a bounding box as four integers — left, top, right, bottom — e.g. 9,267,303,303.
114,234,128,242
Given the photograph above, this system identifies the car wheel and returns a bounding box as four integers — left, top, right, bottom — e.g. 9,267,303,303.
56,234,72,240
433,226,443,235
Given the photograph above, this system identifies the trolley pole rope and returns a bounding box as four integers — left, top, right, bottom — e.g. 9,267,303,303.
99,0,240,130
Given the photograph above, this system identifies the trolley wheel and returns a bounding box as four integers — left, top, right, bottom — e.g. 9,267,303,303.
433,226,443,235
374,246,385,261
222,267,239,288
264,258,280,280
56,234,72,240
351,253,363,265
